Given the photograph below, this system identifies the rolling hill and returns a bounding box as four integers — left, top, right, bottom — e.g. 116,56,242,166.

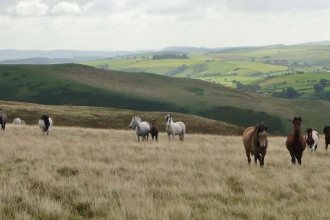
1,63,330,135
80,44,330,101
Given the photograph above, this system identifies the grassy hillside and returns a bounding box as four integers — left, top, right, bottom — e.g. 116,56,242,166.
0,100,244,135
1,64,330,135
1,125,330,219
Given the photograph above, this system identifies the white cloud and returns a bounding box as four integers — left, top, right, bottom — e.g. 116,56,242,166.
0,0,329,50
82,0,126,14
15,1,49,16
51,2,81,14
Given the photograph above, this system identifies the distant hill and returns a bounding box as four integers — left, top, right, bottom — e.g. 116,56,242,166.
298,40,330,45
0,49,150,63
1,63,330,135
162,46,231,53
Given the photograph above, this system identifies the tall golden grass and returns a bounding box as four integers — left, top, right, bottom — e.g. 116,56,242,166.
1,124,330,220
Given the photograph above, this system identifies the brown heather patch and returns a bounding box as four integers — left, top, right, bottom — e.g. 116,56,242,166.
1,125,330,219
0,100,245,135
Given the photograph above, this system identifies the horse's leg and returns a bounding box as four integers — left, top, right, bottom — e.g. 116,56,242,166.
296,153,302,165
260,152,266,167
156,134,158,141
254,153,261,165
245,150,251,165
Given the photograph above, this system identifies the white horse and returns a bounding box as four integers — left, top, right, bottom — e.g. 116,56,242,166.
13,118,23,125
129,117,150,141
38,114,53,135
165,114,186,141
305,128,319,154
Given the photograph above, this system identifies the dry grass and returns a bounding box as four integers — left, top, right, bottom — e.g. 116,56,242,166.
1,124,330,220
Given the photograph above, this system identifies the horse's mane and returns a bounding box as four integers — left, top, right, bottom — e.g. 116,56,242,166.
134,117,141,122
165,114,171,122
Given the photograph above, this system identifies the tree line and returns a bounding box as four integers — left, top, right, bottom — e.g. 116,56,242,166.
151,54,189,60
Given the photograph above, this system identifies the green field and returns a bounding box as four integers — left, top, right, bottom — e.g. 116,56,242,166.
81,45,330,93
1,64,330,135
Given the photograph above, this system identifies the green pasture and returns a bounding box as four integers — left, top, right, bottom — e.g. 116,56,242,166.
259,72,330,95
80,44,330,96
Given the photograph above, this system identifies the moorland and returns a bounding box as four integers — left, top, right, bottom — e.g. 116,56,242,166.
1,63,330,135
1,125,330,219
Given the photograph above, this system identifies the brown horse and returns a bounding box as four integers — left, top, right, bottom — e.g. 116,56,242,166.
286,117,306,165
323,126,330,150
243,123,268,167
150,119,159,141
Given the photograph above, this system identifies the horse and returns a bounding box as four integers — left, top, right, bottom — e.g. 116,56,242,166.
286,117,306,165
165,114,186,141
13,118,23,125
150,119,159,141
0,108,7,131
305,128,319,154
323,126,330,150
39,114,53,135
129,117,150,141
242,123,268,167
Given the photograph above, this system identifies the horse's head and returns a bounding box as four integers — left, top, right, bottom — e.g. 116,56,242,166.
254,123,268,149
165,115,172,129
292,117,302,134
323,126,330,138
305,128,315,145
129,117,141,128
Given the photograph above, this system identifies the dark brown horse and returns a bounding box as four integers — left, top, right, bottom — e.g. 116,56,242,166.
286,117,306,165
150,119,159,141
243,123,268,167
323,126,330,150
0,108,7,131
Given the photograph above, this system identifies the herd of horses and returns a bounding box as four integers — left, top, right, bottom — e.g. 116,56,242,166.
1,107,329,167
128,114,186,142
244,116,330,167
0,108,53,135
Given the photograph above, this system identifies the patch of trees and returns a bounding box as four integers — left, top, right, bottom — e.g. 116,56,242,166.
151,54,189,60
202,73,222,77
165,64,189,76
250,72,263,77
97,64,109,70
193,64,207,73
235,82,261,92
272,87,302,99
313,78,330,99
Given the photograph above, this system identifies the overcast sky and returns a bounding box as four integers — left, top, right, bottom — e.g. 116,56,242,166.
0,0,329,51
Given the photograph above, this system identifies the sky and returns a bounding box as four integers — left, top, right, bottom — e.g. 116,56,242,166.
0,0,329,51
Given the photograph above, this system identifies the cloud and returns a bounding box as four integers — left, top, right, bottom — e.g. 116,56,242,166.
15,1,49,16
51,2,81,14
224,0,330,12
82,0,126,14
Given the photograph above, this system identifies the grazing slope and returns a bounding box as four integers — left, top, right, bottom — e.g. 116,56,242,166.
1,125,330,219
0,100,244,135
1,64,330,135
